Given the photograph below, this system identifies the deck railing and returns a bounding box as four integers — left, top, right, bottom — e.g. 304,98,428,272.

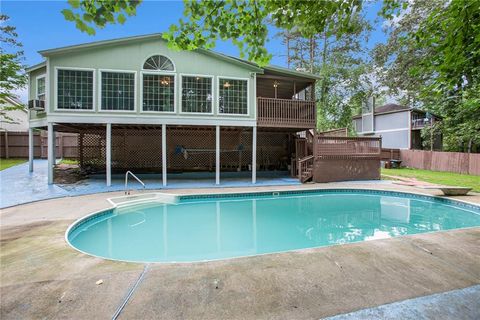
313,136,382,159
257,97,316,128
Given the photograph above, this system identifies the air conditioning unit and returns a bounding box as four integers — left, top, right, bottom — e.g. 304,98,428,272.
28,99,45,111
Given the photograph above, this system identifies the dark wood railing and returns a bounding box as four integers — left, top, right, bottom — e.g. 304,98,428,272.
257,97,316,129
313,136,382,159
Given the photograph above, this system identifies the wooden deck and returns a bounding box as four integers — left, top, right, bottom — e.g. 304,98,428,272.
257,97,316,129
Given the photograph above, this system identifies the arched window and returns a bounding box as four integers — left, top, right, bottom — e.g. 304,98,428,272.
143,55,175,71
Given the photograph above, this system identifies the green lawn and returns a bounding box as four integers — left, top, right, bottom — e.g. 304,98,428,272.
59,158,79,165
382,168,480,192
0,158,27,171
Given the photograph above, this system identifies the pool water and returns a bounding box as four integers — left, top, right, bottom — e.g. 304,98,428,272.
67,191,480,263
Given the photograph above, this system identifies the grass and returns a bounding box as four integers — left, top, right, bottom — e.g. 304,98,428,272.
0,158,27,171
382,167,480,192
59,158,78,165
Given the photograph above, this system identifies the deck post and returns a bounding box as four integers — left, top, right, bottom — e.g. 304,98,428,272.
28,128,34,172
106,123,112,187
47,123,54,184
216,125,220,185
162,124,167,186
252,126,257,184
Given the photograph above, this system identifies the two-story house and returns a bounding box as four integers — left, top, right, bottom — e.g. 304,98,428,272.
352,103,442,150
26,33,319,186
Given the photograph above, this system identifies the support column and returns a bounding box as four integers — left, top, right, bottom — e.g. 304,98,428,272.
216,125,220,185
252,126,257,184
47,123,54,184
162,124,167,186
28,128,34,172
106,123,112,187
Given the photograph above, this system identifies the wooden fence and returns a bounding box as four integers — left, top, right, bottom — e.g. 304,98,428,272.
400,149,480,176
0,131,78,159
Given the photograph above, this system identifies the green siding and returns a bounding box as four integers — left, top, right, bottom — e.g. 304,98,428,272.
42,37,256,121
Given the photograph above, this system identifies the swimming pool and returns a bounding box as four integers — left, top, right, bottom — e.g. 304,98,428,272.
67,189,480,263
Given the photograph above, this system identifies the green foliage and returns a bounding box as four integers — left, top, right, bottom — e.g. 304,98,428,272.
279,13,372,132
0,14,27,124
61,0,142,35
376,0,480,152
62,0,362,65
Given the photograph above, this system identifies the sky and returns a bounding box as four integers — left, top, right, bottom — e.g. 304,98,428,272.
2,0,387,102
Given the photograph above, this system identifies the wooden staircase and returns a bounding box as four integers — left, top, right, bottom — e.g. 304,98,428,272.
298,155,314,183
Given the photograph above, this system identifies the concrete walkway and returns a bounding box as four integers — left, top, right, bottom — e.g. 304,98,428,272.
1,183,479,319
0,160,302,208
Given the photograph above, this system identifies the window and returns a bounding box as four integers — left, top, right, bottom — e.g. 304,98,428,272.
101,71,135,111
142,74,175,112
57,69,94,110
181,76,212,113
218,78,248,114
37,76,46,101
143,55,174,71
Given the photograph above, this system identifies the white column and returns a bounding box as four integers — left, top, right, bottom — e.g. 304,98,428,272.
28,128,34,172
252,126,257,184
162,124,167,186
47,123,54,184
106,123,112,186
216,125,220,185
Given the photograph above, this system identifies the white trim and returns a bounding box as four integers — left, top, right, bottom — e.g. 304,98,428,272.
44,114,256,127
140,71,177,114
106,123,112,187
162,124,167,186
46,58,50,114
35,74,46,100
47,123,54,184
408,110,412,149
252,73,257,120
141,53,176,72
98,69,137,113
179,73,215,115
216,125,220,185
216,76,250,117
54,66,96,112
372,128,409,134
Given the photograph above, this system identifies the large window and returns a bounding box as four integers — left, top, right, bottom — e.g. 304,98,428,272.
181,75,213,113
37,76,46,101
218,78,248,114
57,69,94,110
142,74,175,112
101,71,135,111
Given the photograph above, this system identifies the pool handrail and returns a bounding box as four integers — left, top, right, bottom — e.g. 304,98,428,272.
125,171,146,195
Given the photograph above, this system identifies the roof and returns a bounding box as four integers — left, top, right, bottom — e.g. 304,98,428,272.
352,103,441,119
1,95,24,107
32,33,320,80
25,61,46,72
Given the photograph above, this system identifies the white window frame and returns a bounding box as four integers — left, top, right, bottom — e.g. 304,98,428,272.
54,67,96,112
217,76,250,117
140,71,177,114
141,53,176,72
179,73,215,115
98,69,137,113
35,74,46,100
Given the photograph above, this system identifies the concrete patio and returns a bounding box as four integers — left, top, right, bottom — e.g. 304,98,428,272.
1,181,479,319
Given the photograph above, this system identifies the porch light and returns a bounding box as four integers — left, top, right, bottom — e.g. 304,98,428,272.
223,81,231,88
273,81,279,88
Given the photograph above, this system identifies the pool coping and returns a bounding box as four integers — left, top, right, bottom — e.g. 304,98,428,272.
64,187,480,265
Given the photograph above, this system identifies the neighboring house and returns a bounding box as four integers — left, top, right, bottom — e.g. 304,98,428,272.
0,95,28,132
26,33,322,185
352,103,442,150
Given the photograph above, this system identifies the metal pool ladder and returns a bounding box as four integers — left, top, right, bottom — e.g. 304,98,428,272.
125,171,146,195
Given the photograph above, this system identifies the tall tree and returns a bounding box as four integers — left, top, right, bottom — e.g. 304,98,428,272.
0,14,27,124
379,0,480,152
